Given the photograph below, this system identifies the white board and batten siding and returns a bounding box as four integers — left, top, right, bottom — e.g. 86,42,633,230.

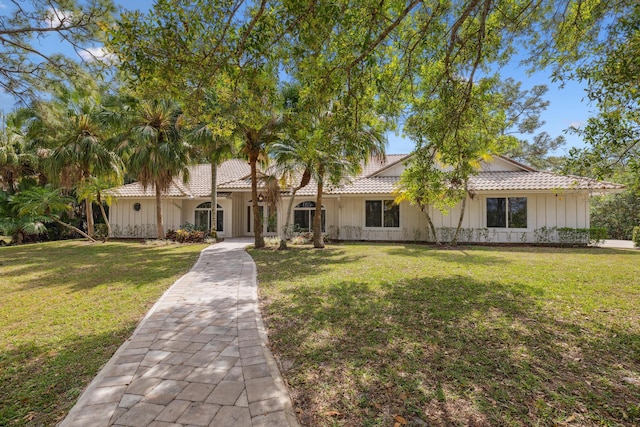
109,198,182,238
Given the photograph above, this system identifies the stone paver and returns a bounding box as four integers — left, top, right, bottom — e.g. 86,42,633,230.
60,238,298,427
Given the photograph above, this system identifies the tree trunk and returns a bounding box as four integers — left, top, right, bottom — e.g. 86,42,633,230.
250,154,265,248
279,168,311,250
279,189,297,250
313,165,325,248
423,205,440,245
52,217,96,242
155,184,164,239
85,198,95,238
96,191,112,241
210,162,218,239
450,182,468,245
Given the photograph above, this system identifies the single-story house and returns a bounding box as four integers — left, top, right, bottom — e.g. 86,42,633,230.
107,154,624,243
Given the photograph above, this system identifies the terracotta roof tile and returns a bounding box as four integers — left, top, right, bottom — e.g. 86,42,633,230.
468,171,625,191
106,156,624,198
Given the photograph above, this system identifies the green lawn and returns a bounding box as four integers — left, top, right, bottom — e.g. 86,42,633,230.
0,240,207,426
251,243,640,426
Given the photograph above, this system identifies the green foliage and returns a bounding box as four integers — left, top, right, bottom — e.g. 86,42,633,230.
94,223,109,240
499,78,566,171
632,226,640,248
0,110,41,193
0,189,48,244
166,225,206,243
590,190,640,240
117,98,192,239
566,2,640,180
534,226,607,245
0,0,114,101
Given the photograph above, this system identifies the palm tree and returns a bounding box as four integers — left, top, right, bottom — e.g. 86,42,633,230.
76,175,119,241
270,138,314,248
187,121,234,239
224,75,284,249
117,98,191,239
0,189,48,244
11,184,95,242
27,85,122,238
238,120,282,249
0,110,40,194
309,109,387,248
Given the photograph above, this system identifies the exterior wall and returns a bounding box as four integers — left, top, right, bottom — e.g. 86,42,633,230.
109,190,592,243
276,196,339,237
376,162,406,177
325,191,591,243
328,195,427,241
109,198,182,238
479,157,522,172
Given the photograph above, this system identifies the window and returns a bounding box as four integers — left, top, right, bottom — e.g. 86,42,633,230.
194,202,224,232
365,200,399,228
486,197,527,228
293,201,325,232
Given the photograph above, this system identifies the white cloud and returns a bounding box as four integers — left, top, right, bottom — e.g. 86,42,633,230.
79,46,116,63
0,2,7,9
78,46,115,62
45,8,73,29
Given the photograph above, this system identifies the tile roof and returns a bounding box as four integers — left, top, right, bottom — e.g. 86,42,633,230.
330,177,399,194
107,156,624,198
467,171,625,191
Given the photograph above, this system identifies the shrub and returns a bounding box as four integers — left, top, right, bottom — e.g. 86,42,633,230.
588,227,608,245
165,228,206,243
95,224,109,239
263,236,281,247
633,226,640,248
590,190,640,239
290,234,310,245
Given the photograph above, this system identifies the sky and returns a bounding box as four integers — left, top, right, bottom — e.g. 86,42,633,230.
0,0,594,156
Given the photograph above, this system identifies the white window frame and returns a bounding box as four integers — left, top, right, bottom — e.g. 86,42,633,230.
194,202,224,233
293,201,325,233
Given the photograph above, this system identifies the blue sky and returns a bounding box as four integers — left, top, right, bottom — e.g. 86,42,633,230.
0,0,593,156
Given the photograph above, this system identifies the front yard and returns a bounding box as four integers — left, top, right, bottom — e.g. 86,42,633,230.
251,244,640,426
0,240,206,426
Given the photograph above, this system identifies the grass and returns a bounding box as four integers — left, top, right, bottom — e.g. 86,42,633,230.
0,240,207,426
251,243,640,426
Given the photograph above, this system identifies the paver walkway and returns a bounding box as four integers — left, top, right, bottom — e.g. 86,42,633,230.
60,238,299,427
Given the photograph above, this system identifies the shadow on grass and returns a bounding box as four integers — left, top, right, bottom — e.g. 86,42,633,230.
250,247,367,282
381,241,640,258
0,325,136,427
1,241,206,293
382,245,510,266
262,273,640,426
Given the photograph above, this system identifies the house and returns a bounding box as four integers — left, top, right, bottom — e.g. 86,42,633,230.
107,154,625,243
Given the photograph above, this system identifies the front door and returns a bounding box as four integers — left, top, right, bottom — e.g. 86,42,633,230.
246,204,277,236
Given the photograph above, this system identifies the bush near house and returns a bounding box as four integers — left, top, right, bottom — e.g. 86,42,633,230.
633,226,640,247
166,228,206,243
